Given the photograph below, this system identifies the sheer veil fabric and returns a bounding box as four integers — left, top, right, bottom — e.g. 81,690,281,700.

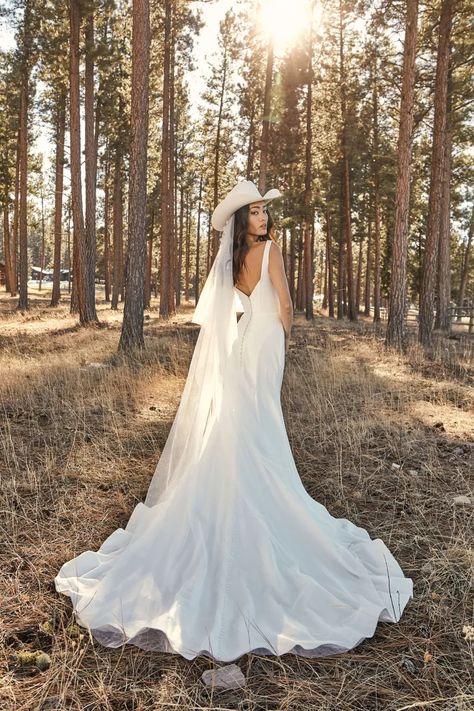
144,213,238,508
54,199,414,662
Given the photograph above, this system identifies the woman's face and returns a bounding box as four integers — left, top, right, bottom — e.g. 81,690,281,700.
247,201,268,237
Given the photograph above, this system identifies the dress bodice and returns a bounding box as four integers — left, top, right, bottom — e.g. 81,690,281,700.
234,240,280,316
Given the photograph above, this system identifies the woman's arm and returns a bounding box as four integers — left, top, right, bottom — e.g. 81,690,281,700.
268,241,293,343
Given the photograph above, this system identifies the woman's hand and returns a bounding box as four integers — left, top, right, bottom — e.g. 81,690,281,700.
284,333,291,354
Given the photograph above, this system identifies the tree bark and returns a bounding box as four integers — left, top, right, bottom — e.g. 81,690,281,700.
325,204,335,318
168,10,176,312
111,147,123,310
303,9,314,320
355,234,363,314
364,215,372,316
69,0,98,324
337,181,345,319
84,10,98,317
17,0,32,311
194,175,203,304
339,0,357,321
289,227,296,305
3,189,14,293
184,193,191,301
159,0,172,316
418,0,454,349
51,91,66,306
435,56,453,333
119,0,150,351
103,153,111,302
145,201,154,309
456,204,473,319
385,0,419,351
11,129,20,296
175,180,184,307
258,38,274,194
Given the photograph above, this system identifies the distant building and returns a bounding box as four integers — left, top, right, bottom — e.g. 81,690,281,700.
31,266,71,282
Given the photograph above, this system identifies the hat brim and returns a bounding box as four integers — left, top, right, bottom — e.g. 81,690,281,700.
212,188,282,231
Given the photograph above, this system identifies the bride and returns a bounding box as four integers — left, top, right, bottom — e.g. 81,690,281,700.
55,180,413,662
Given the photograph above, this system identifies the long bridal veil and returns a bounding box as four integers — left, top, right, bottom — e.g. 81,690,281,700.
143,214,238,508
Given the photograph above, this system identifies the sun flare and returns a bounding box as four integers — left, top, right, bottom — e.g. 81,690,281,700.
258,0,315,51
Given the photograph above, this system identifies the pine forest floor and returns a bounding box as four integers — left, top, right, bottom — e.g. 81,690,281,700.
0,293,473,711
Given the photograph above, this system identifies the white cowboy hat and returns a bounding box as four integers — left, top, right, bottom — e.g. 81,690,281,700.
211,180,282,232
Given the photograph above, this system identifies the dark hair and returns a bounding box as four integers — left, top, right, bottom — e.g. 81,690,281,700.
232,204,275,285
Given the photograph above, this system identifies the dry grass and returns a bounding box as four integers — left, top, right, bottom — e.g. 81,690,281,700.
0,297,473,711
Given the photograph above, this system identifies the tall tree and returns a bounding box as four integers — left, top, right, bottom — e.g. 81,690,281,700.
50,89,67,306
338,0,357,321
371,38,382,324
385,0,419,352
303,3,314,320
84,6,98,316
456,204,473,318
17,0,33,310
257,37,274,194
119,0,150,351
69,0,98,324
159,0,173,317
418,0,455,349
434,56,453,333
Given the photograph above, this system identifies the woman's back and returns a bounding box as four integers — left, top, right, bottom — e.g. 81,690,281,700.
234,240,268,297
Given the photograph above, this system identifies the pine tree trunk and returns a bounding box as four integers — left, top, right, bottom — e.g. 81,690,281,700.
10,131,20,296
385,0,419,351
435,58,453,333
84,10,98,319
206,208,211,275
104,155,111,302
339,0,356,321
51,92,66,307
211,43,228,263
159,0,171,316
296,230,304,310
111,148,123,310
288,227,296,304
418,0,454,349
69,0,97,324
168,11,176,312
325,205,335,318
456,205,473,320
39,187,45,291
184,196,192,302
356,235,363,314
17,0,31,311
258,38,274,194
145,204,154,309
303,13,314,320
175,181,184,307
364,216,372,316
3,191,14,293
372,62,382,325
246,113,255,179
119,0,150,351
337,187,344,319
374,179,382,323
195,175,203,304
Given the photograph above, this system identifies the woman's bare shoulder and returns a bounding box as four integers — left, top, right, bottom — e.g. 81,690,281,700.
268,240,283,256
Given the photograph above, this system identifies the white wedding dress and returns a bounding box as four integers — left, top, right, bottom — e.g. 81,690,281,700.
55,239,413,662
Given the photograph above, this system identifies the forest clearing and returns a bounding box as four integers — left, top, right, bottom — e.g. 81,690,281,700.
1,297,472,710
1,0,473,706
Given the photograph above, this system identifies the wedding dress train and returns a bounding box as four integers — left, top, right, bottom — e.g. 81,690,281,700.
54,238,413,662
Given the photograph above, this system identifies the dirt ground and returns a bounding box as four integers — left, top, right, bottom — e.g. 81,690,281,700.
0,294,473,710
